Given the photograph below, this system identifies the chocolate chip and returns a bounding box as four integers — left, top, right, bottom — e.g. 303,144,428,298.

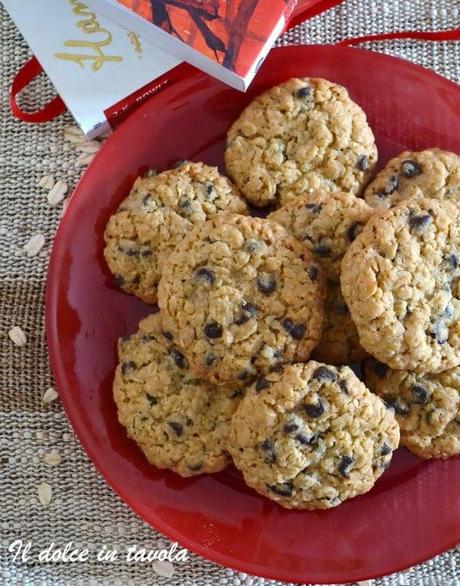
204,321,223,339
373,361,389,378
346,222,362,242
188,463,203,472
170,347,186,369
304,399,325,418
305,203,322,213
296,86,312,99
339,379,349,394
283,422,299,433
380,442,392,456
338,455,354,477
230,389,243,399
168,421,183,436
255,377,269,392
131,275,140,285
172,159,188,168
204,353,217,366
179,198,192,214
429,322,448,344
409,214,431,231
146,393,158,406
121,361,136,375
295,432,317,445
308,265,319,281
385,175,399,194
268,482,293,497
237,369,250,381
195,267,215,285
281,318,305,340
313,366,337,382
141,249,152,257
313,244,331,256
386,396,410,416
142,194,152,207
257,274,276,295
411,384,429,404
259,439,276,463
115,275,125,287
118,245,138,257
204,183,214,195
447,254,459,268
234,302,256,325
401,159,422,178
245,238,261,253
162,331,173,341
357,155,369,171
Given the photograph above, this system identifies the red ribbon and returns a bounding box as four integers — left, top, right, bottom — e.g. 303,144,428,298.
337,28,460,46
10,56,66,123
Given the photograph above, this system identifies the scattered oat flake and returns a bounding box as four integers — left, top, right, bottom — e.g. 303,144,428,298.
38,175,55,190
47,180,68,207
152,560,174,579
23,233,45,256
37,482,52,506
75,141,100,154
64,126,85,144
43,451,62,466
8,326,27,347
43,387,59,403
75,152,95,167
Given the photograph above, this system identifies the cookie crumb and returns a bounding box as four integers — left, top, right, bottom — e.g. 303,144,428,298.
37,482,52,507
23,234,45,256
43,451,62,466
8,326,27,347
43,387,59,403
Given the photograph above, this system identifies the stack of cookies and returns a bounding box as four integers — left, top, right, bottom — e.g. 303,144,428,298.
104,77,460,510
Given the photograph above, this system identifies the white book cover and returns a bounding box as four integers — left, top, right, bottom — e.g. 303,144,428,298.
2,0,182,137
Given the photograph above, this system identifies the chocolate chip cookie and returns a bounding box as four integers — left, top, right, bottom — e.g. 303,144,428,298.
113,313,243,476
104,162,247,303
341,198,460,372
364,148,460,209
365,359,460,459
226,362,399,509
268,190,375,278
225,77,377,208
158,214,325,385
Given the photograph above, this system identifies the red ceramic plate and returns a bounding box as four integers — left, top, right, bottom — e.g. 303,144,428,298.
46,46,460,584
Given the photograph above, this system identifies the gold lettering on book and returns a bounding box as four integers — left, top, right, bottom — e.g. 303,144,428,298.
54,0,123,72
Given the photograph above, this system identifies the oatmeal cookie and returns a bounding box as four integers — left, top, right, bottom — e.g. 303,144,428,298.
364,148,460,209
104,162,246,303
227,362,399,509
113,312,243,476
365,359,460,459
225,77,377,208
158,214,325,385
341,197,460,372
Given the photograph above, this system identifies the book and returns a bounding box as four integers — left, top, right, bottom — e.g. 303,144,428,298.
2,0,182,137
82,0,298,90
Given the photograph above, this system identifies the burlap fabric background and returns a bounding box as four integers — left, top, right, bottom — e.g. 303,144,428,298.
0,0,459,584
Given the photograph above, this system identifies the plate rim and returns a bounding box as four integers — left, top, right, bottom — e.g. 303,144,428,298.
45,44,460,584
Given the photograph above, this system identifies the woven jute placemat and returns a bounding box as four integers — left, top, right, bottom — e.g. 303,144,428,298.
0,0,459,584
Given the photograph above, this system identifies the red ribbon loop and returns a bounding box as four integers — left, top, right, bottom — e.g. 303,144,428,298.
10,56,66,123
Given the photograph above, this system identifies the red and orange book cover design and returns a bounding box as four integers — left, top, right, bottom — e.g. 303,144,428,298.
116,0,297,77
